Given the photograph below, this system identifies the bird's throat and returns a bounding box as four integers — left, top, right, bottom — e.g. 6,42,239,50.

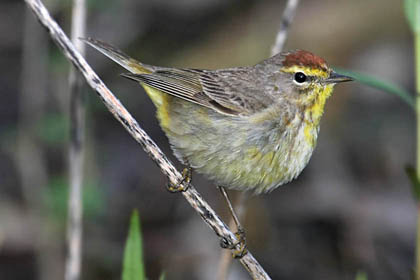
302,84,334,146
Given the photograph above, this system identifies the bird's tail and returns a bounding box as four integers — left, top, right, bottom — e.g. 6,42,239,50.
81,37,153,74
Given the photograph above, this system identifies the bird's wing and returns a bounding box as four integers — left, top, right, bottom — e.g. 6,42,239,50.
122,68,271,116
83,38,271,115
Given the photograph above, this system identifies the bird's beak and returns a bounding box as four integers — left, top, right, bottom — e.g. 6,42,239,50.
324,71,353,84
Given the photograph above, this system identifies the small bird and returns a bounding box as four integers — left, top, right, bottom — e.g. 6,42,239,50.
84,38,351,194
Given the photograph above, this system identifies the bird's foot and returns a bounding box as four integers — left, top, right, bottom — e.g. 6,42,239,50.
220,228,248,259
167,167,192,193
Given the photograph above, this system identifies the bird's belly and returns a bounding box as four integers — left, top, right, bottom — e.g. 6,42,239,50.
159,96,317,194
193,121,316,194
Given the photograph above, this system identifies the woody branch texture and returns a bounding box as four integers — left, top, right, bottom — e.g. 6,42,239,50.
23,0,271,279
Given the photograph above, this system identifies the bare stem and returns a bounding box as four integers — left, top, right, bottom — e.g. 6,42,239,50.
221,0,300,276
415,27,420,280
24,0,271,278
217,192,247,280
17,8,63,280
65,0,86,279
271,0,300,56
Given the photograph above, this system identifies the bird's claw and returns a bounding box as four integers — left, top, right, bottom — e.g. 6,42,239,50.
167,167,192,193
219,228,248,259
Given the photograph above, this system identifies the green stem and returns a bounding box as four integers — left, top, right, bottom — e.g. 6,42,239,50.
415,30,420,280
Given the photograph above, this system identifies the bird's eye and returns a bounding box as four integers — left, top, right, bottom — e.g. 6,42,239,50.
294,72,307,84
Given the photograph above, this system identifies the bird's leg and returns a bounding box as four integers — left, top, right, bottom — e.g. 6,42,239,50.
218,186,248,259
167,166,192,193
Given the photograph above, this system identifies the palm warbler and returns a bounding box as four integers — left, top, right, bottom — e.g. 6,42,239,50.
84,38,351,194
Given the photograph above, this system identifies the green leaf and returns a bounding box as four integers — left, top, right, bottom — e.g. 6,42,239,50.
159,272,166,280
334,68,415,110
406,166,420,201
405,0,420,33
355,271,368,280
122,210,145,280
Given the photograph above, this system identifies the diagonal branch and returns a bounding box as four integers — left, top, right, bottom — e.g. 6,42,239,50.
23,0,271,279
271,0,300,56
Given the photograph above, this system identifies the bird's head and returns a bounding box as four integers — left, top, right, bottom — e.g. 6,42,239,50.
266,50,352,122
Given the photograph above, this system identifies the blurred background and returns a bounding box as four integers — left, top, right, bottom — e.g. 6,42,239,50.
0,0,416,279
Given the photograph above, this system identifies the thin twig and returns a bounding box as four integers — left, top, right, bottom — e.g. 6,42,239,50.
414,20,420,280
220,0,302,277
17,8,62,280
217,192,247,280
271,0,300,56
65,0,86,279
24,0,271,278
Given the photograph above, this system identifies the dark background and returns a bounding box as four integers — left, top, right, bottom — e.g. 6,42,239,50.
0,0,416,279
